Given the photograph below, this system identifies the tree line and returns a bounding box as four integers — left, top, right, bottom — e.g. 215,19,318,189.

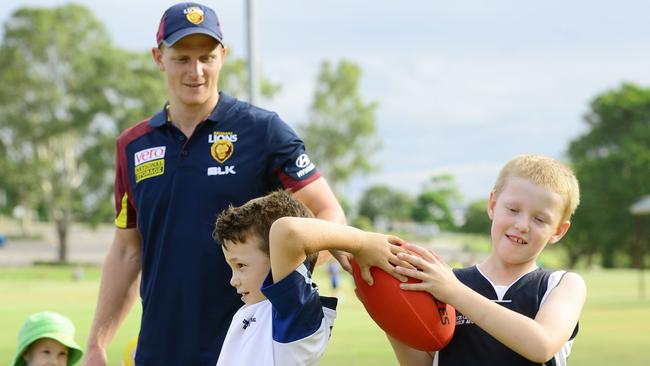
0,4,376,261
0,4,648,269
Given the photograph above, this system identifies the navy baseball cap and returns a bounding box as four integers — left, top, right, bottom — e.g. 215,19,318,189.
156,2,223,47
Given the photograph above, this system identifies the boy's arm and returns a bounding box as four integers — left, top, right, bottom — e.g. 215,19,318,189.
84,228,141,366
292,178,351,271
449,273,584,362
386,334,435,366
268,217,407,284
396,244,587,363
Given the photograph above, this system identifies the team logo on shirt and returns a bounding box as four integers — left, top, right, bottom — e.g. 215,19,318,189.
209,131,237,164
134,146,166,183
242,317,256,330
208,131,237,175
210,140,234,163
295,153,315,178
185,6,204,25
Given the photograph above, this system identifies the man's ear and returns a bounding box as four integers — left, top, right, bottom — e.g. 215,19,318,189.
152,47,165,71
548,220,571,244
487,191,496,220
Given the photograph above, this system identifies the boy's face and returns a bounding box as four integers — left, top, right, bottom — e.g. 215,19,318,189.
488,177,570,266
222,236,271,305
22,338,68,366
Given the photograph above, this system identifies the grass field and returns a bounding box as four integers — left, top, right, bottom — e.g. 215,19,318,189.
1,265,649,365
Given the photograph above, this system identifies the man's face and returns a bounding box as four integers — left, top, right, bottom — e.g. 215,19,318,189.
153,34,226,108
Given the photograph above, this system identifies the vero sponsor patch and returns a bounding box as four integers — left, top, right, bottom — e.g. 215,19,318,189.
134,146,166,182
134,146,166,166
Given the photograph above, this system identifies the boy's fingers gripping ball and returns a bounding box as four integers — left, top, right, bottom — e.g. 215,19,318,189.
351,258,455,351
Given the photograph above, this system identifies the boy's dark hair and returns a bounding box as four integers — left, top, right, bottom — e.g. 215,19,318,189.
213,190,318,271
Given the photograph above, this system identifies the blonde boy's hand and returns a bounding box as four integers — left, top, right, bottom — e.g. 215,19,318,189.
353,233,411,286
394,242,461,303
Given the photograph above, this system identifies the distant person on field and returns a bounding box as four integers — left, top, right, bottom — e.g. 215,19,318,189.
390,154,586,365
13,311,84,366
213,190,408,365
327,259,341,295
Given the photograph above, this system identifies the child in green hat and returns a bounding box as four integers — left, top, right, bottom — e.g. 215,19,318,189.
13,311,84,366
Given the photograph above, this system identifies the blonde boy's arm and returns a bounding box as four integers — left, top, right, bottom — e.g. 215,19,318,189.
397,244,586,363
386,334,435,366
268,217,406,284
442,272,585,362
84,228,141,366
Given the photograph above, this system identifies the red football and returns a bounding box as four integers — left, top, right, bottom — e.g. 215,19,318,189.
351,258,455,352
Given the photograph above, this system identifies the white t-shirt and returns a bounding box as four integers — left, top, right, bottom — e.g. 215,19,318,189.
217,264,337,366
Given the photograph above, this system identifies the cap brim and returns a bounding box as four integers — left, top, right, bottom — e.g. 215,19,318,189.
162,28,223,47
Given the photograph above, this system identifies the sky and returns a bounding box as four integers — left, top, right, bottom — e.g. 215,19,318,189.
2,0,650,204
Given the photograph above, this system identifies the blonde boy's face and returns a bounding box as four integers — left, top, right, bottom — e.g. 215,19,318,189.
23,338,68,366
222,236,271,305
488,177,570,267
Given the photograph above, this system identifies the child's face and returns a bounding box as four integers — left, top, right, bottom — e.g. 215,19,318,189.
488,177,570,266
222,235,271,305
22,338,68,366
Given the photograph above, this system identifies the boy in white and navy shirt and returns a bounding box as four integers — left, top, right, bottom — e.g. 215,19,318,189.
213,190,407,365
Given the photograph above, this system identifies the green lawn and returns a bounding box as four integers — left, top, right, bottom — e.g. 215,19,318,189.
1,266,649,365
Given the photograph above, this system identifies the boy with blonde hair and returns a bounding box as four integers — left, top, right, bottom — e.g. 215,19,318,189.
391,154,586,365
213,190,406,365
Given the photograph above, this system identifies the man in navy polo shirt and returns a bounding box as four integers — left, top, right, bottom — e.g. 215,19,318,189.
84,3,346,365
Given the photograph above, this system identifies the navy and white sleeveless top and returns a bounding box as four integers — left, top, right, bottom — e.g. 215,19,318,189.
435,266,579,366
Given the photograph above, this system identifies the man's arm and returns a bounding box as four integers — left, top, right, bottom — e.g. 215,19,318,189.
268,217,407,285
292,177,345,224
84,228,142,366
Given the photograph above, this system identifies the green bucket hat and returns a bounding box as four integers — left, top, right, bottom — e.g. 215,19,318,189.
13,311,84,366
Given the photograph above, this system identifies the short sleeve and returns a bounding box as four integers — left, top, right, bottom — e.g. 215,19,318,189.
261,264,324,343
114,138,137,228
265,114,320,192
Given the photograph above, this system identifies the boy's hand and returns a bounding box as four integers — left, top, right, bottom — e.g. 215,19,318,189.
394,242,460,303
354,234,411,286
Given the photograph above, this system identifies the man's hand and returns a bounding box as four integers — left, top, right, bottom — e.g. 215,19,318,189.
82,346,107,366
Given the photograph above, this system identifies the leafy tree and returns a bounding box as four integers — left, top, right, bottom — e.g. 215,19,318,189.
567,83,650,268
358,185,413,224
0,4,125,260
0,6,279,262
410,174,462,231
461,199,492,234
220,58,280,100
300,60,380,192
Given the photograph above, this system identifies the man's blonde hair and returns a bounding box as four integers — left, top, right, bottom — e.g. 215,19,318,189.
493,154,580,222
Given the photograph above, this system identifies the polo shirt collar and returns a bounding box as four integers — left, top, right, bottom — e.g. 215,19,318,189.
148,92,238,128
